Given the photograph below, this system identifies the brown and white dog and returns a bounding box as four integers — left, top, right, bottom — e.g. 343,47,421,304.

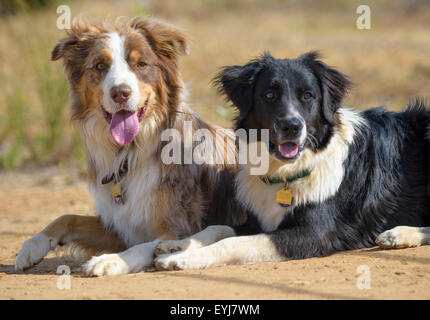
14,17,246,276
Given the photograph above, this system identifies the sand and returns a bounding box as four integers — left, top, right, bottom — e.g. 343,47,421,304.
1,168,429,300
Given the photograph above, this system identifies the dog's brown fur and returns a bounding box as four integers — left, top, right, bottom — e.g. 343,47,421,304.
15,17,245,274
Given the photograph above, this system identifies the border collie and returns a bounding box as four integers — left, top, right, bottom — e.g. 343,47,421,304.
14,17,246,276
154,52,430,270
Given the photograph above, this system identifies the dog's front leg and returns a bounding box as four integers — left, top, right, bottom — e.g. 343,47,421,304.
83,240,161,276
154,225,236,255
155,234,284,270
15,214,124,271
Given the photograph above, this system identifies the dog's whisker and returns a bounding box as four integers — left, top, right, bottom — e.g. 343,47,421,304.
306,132,318,149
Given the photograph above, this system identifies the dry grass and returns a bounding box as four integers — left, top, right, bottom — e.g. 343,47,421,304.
1,0,429,170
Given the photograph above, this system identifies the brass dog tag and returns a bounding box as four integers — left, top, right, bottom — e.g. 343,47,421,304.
112,181,123,204
276,188,293,208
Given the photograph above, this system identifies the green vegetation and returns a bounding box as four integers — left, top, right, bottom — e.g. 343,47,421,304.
1,0,58,15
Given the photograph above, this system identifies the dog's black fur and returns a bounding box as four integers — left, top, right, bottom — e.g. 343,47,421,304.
215,52,430,259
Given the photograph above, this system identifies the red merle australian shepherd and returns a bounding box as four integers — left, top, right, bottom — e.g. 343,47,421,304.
154,52,430,271
15,17,246,276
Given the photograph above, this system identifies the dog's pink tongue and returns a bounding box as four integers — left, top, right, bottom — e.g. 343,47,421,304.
110,110,139,145
279,142,299,159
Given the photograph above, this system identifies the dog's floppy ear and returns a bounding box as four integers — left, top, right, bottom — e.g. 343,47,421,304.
52,18,110,84
213,60,263,120
300,51,351,124
51,35,79,61
131,18,189,60
52,17,101,61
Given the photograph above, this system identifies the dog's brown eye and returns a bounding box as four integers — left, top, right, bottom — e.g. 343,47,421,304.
265,91,274,100
96,63,106,71
303,92,313,100
137,61,147,68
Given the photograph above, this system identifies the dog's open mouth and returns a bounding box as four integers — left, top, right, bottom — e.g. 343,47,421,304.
101,99,148,146
276,142,305,160
279,142,299,159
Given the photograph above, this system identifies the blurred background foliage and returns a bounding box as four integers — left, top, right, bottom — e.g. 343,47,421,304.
1,0,57,16
0,0,429,173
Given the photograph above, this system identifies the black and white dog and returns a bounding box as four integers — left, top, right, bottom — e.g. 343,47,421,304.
154,52,430,270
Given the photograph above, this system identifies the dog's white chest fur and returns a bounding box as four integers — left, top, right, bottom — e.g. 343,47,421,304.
80,112,164,247
235,173,288,232
90,159,162,247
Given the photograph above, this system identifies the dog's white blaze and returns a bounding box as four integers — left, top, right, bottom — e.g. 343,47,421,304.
102,32,140,113
236,107,367,232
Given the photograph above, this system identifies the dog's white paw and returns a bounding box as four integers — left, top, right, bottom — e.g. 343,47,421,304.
155,250,211,271
83,254,131,276
155,253,189,271
376,226,423,249
154,239,199,256
15,233,57,271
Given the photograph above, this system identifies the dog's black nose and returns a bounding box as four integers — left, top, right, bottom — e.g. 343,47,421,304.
110,84,132,103
278,118,303,136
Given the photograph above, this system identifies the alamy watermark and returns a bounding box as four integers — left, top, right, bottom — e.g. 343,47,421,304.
56,265,71,290
356,5,371,30
356,265,371,290
161,121,270,175
56,5,71,30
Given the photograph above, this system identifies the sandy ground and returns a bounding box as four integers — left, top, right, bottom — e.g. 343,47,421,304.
0,168,429,300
